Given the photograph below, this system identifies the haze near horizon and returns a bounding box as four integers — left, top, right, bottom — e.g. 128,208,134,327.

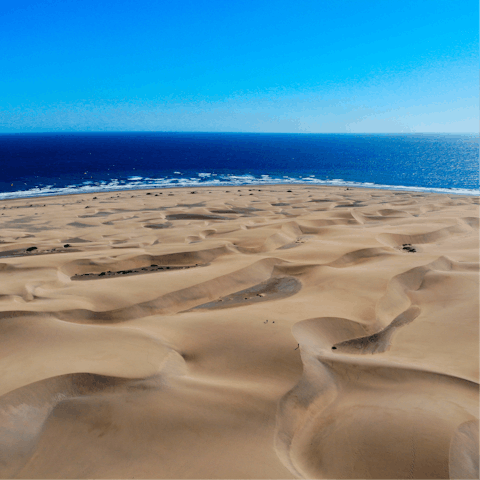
1,0,478,133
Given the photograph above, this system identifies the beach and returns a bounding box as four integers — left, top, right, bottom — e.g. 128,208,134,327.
0,184,478,479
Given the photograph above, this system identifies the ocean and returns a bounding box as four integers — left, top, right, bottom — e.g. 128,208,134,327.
0,132,478,199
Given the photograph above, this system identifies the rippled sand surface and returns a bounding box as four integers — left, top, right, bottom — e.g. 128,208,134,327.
0,186,478,479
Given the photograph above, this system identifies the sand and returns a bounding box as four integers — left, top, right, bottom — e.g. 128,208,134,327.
0,185,478,479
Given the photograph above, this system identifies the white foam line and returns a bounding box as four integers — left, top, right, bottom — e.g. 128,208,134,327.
0,174,478,200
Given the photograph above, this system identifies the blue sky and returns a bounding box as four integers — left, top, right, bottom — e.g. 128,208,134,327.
1,0,477,133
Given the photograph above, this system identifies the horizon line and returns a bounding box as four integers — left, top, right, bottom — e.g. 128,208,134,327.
0,131,478,135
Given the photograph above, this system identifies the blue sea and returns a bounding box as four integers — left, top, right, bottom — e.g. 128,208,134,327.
0,132,478,199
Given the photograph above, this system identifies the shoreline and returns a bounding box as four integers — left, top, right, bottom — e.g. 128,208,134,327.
0,180,479,203
1,185,477,214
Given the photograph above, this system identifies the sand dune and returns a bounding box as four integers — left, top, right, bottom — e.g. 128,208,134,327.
0,185,478,479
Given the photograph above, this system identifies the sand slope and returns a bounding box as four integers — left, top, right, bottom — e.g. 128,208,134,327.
0,186,478,479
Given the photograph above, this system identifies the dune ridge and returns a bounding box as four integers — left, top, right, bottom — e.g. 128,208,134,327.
0,185,477,479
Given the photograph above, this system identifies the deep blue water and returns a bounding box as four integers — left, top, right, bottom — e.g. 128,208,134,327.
0,132,478,199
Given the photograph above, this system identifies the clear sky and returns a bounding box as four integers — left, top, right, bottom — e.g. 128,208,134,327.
1,0,477,133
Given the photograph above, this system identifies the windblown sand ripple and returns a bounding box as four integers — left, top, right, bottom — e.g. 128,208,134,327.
0,186,478,479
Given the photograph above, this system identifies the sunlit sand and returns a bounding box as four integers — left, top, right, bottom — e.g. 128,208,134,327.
0,185,478,479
